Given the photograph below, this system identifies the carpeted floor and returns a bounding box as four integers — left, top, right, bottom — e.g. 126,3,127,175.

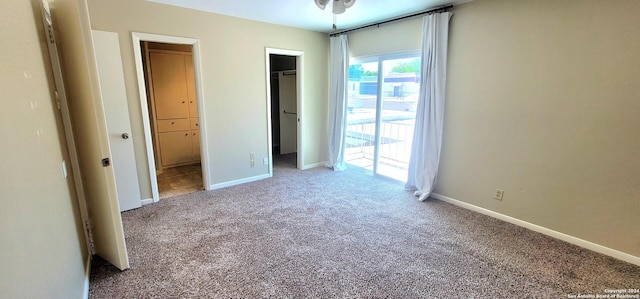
89,154,640,298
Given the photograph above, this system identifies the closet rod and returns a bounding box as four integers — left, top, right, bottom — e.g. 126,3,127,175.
329,5,452,37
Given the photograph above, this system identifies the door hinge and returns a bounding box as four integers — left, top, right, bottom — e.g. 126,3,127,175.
101,157,110,167
84,219,95,255
47,27,56,44
54,91,61,110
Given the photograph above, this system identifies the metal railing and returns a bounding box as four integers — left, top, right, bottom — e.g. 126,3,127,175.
345,116,415,167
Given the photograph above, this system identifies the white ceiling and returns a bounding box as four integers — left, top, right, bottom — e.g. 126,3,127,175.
148,0,471,33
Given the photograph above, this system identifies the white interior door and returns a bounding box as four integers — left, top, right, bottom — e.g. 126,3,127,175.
45,0,129,270
92,30,142,212
39,0,91,252
279,71,297,155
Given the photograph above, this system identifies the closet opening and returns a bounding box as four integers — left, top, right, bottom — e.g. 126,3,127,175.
140,41,203,199
269,54,298,170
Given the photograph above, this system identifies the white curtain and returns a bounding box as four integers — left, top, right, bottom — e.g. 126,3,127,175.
326,35,349,171
405,12,453,201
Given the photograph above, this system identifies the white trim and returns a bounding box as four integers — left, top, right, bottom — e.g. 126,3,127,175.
191,42,211,191
141,198,154,206
265,48,305,176
83,254,91,299
131,32,212,204
209,174,270,190
297,54,305,171
301,161,327,170
430,193,640,267
264,50,273,178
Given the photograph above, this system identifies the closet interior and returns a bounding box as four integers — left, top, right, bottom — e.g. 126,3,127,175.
142,41,203,198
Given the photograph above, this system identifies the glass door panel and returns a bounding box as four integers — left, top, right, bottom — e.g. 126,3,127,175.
345,54,420,182
377,57,419,181
345,61,379,173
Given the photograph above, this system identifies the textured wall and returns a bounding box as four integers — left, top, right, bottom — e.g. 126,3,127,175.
0,0,87,297
441,0,640,258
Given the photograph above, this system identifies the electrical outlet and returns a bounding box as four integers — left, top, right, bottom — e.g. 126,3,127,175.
250,160,255,168
494,189,504,201
263,157,268,165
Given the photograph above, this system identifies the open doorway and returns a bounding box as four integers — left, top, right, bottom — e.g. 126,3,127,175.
140,41,203,199
132,32,210,203
266,48,304,176
269,54,297,169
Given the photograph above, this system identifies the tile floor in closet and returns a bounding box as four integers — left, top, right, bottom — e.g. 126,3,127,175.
157,164,203,199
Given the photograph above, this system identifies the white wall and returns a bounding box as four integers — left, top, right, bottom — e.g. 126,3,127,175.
348,17,421,57
347,0,640,259
86,0,329,197
0,1,87,297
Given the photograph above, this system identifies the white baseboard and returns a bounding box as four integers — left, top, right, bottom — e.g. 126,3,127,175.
301,161,327,170
83,254,91,299
430,193,640,267
209,174,270,190
141,198,154,206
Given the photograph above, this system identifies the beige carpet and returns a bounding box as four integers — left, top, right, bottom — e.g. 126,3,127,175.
89,154,640,298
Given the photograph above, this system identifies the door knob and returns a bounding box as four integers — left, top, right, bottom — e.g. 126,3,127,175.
121,133,129,139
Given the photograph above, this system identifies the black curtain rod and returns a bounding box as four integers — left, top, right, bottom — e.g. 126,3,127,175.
329,5,453,37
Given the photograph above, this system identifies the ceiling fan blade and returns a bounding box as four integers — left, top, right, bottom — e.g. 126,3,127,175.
343,0,356,9
315,0,329,10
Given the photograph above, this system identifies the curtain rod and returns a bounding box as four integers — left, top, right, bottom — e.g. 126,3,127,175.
329,5,453,37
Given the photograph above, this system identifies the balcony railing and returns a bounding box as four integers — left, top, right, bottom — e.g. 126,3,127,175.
344,109,415,181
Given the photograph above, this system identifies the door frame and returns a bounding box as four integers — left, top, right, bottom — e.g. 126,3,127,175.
265,48,304,176
132,32,211,202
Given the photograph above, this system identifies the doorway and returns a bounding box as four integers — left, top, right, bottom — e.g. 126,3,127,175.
265,48,304,176
269,54,297,168
141,41,202,199
345,52,421,182
132,33,210,203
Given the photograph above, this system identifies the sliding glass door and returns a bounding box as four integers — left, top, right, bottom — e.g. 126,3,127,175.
345,53,420,182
